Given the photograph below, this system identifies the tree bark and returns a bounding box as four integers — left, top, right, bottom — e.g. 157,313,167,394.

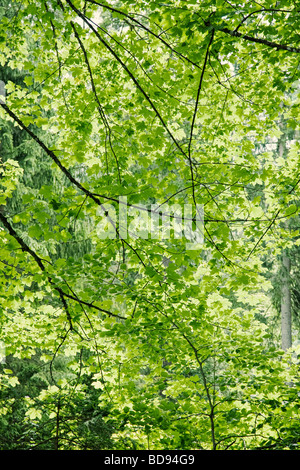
281,252,292,351
278,134,292,351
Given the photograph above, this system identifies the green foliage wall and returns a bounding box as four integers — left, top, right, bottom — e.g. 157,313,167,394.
0,0,300,450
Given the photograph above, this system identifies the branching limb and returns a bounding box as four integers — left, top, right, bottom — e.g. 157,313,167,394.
65,0,187,159
0,210,126,320
233,8,297,33
70,20,121,182
217,25,300,53
84,0,202,68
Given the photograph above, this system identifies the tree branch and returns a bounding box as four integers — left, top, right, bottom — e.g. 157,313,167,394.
234,8,297,33
84,0,202,68
70,20,121,182
217,25,300,53
0,210,125,320
188,29,214,197
65,0,187,159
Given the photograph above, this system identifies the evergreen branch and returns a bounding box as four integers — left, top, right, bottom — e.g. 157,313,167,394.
0,210,46,271
0,103,102,205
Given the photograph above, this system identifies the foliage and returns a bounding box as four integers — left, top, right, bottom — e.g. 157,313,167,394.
0,0,300,450
0,355,114,449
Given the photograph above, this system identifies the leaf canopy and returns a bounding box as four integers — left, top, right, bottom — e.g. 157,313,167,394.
0,0,300,450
